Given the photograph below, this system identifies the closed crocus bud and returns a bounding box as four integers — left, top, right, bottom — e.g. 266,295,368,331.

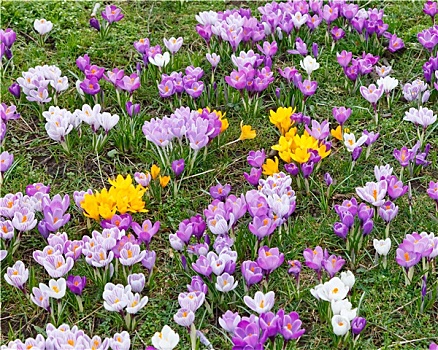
127,273,145,293
66,275,86,295
8,83,21,98
340,270,355,290
351,316,366,335
275,87,281,98
324,172,333,186
90,17,100,31
284,163,300,176
171,159,185,178
352,146,363,161
333,222,348,239
362,219,374,235
373,238,391,256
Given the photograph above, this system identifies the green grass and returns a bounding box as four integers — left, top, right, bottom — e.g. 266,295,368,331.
1,0,438,349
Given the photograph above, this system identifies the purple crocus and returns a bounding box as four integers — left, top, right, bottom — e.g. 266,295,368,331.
126,101,141,117
209,183,231,201
171,159,185,178
386,33,405,52
8,83,21,98
66,275,86,295
322,255,346,278
244,167,262,186
331,26,345,42
4,260,28,291
101,5,124,23
303,246,323,278
351,316,367,335
0,151,14,173
89,18,100,31
76,54,90,72
278,310,306,341
336,50,352,67
80,77,100,95
247,149,266,167
256,246,284,274
427,181,438,209
332,106,351,126
298,79,318,97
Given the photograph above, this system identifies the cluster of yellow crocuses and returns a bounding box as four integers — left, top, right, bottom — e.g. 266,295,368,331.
80,174,148,220
263,107,331,176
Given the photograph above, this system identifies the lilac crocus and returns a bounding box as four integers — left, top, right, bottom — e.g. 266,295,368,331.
101,5,124,23
386,33,405,52
0,151,14,173
395,247,421,268
219,311,241,334
66,275,86,295
30,287,50,311
247,149,266,167
171,159,185,178
257,246,284,274
126,101,141,117
322,255,346,278
8,83,21,98
331,26,345,42
351,317,367,335
427,181,438,205
241,260,263,287
132,219,160,244
356,180,387,207
303,246,323,276
298,79,318,97
305,119,330,140
244,167,262,186
209,183,231,201
360,84,384,108
332,106,351,126
128,273,145,293
387,176,408,200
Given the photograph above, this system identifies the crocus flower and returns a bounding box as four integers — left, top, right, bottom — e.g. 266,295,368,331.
151,325,180,350
127,273,145,293
164,37,183,54
331,26,345,41
89,17,100,31
332,106,351,126
378,201,399,222
66,275,86,295
386,33,405,52
395,247,422,268
244,167,262,186
40,278,66,299
149,52,170,68
360,83,384,106
219,311,241,334
243,291,275,314
278,310,306,341
241,260,263,287
257,246,284,273
303,246,323,275
332,315,351,336
34,19,53,35
30,287,50,311
343,132,367,152
8,83,21,98
110,331,130,350
173,308,195,327
0,151,14,173
101,5,124,23
322,255,346,278
373,238,391,256
424,1,438,19
80,77,100,95
300,55,320,77
356,180,387,207
4,260,29,291
298,79,318,97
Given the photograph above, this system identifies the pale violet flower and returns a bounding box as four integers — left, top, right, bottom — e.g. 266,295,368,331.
404,107,436,128
151,325,180,350
34,18,53,35
163,37,183,54
376,65,392,77
356,180,388,207
215,273,238,292
110,331,130,350
374,164,393,181
126,292,148,314
373,238,391,256
300,55,320,76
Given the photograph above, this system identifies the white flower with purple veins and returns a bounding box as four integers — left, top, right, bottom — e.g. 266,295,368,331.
34,18,53,35
50,76,69,92
0,250,7,261
119,242,146,266
207,213,233,235
11,208,37,232
374,164,393,181
87,247,114,267
266,193,291,218
343,132,368,152
178,291,205,312
243,291,275,314
356,180,388,207
100,228,124,250
27,87,52,103
4,260,29,290
231,50,257,69
42,255,74,278
376,65,392,77
96,112,119,134
127,273,146,293
195,10,218,25
110,331,130,350
215,273,238,292
291,11,309,28
404,107,436,128
30,286,50,310
40,278,66,299
163,37,183,54
103,283,130,312
0,219,14,240
45,115,74,142
219,310,241,333
33,245,63,265
174,308,195,327
126,292,148,314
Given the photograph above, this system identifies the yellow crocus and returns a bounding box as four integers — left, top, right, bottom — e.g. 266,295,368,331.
331,125,343,141
262,156,279,175
239,121,257,140
159,175,171,188
151,164,160,180
80,193,100,220
317,143,331,159
108,174,133,189
269,107,295,135
291,147,311,164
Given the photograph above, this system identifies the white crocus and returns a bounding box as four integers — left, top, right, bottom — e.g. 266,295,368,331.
151,325,180,350
377,76,398,93
215,273,238,292
149,52,170,68
291,12,309,29
126,292,148,314
300,55,320,76
317,277,349,301
96,112,119,133
373,238,391,256
343,132,368,152
40,278,66,299
340,307,357,321
331,299,352,315
34,19,53,35
340,271,355,290
331,315,351,336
